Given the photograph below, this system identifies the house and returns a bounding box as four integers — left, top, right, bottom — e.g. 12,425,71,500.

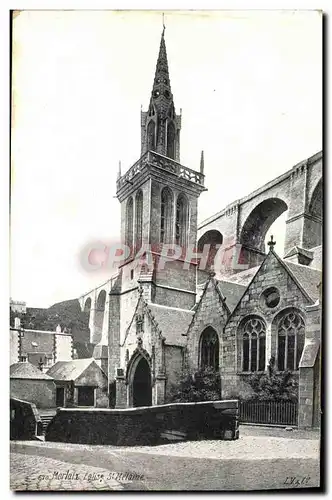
46,359,108,408
10,362,56,408
10,318,73,370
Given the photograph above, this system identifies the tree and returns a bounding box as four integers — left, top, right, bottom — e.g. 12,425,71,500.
168,367,221,403
245,357,298,402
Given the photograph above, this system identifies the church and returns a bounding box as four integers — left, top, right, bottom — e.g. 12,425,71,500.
79,28,322,428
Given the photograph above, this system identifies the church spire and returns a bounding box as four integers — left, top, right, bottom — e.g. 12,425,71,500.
150,27,173,120
140,26,181,161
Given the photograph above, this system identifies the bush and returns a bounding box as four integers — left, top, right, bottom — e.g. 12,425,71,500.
244,357,298,402
168,367,221,403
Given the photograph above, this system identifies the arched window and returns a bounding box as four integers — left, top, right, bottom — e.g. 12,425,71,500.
200,327,219,371
277,311,305,371
167,121,176,159
160,187,173,243
175,194,188,247
147,120,155,151
135,190,143,252
241,317,266,372
125,197,133,251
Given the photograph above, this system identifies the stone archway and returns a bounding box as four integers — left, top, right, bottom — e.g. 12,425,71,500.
132,357,152,407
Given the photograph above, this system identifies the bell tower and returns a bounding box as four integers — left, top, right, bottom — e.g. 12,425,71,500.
140,27,182,162
115,27,206,310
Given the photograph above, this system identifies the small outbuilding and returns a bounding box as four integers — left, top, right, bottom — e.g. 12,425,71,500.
46,358,108,408
10,362,56,408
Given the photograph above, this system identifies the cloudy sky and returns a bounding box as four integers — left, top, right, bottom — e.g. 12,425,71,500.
11,10,322,307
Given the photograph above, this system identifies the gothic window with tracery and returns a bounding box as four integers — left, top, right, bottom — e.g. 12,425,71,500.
160,187,173,243
135,190,143,252
242,317,266,372
125,197,133,251
200,327,219,371
175,194,188,247
277,311,305,371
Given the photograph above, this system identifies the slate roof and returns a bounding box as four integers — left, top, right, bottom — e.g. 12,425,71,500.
217,280,247,313
46,358,94,381
215,253,321,306
10,362,53,380
219,266,260,287
283,260,321,302
147,304,194,346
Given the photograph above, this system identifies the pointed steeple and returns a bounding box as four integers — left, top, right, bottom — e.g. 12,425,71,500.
140,27,181,161
149,28,174,119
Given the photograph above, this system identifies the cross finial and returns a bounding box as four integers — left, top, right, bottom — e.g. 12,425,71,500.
267,235,276,251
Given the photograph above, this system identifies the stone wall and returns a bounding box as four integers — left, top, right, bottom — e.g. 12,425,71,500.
10,397,43,440
10,378,56,408
298,302,321,428
45,399,239,445
54,334,73,362
165,345,184,401
10,329,19,365
186,276,229,372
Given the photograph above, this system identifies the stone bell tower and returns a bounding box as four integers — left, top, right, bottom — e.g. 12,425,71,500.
108,27,206,404
115,27,206,309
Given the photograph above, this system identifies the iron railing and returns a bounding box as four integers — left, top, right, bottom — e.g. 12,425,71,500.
239,400,298,426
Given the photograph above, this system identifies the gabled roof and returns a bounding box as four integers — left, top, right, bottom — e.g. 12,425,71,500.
46,358,95,381
10,362,53,380
283,260,321,302
216,280,247,313
185,273,230,335
147,303,194,347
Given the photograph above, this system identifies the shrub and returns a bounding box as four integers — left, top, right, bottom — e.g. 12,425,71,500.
168,367,221,403
244,357,298,402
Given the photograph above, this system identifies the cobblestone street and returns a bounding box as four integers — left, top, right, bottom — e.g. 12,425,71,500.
10,427,321,491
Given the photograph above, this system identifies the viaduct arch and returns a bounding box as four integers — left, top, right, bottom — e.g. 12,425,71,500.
197,151,322,273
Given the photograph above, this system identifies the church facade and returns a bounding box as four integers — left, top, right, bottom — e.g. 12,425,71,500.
79,29,322,428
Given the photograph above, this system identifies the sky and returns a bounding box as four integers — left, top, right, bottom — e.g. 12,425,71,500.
10,10,322,307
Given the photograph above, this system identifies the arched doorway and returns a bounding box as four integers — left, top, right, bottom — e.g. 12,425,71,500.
132,357,152,407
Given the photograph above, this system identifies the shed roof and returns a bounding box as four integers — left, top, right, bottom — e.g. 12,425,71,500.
10,362,53,380
46,358,94,381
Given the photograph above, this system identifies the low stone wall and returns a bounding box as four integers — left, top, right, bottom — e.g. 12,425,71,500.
46,400,239,446
10,397,43,440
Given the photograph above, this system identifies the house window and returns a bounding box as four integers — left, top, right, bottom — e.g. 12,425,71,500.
19,356,27,363
242,317,266,372
200,327,219,371
125,197,134,251
175,194,188,247
160,187,173,243
135,190,143,252
277,311,305,371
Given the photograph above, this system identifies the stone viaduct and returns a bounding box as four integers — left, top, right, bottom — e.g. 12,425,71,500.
78,275,118,345
197,151,322,273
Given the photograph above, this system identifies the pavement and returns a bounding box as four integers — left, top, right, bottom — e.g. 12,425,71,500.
10,425,321,491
